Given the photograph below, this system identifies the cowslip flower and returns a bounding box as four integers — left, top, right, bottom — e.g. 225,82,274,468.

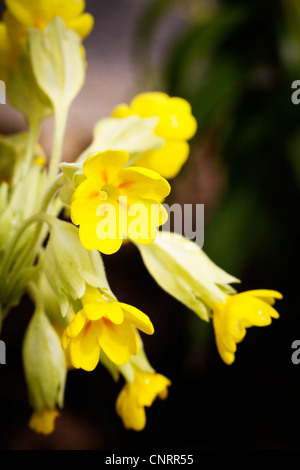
61,286,154,371
212,289,282,365
71,149,171,255
3,0,94,48
112,92,198,179
116,367,171,431
29,409,60,435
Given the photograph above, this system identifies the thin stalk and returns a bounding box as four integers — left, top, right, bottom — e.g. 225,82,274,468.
4,214,55,302
48,107,68,184
5,173,64,288
12,121,40,188
0,213,53,279
1,174,64,278
27,281,44,313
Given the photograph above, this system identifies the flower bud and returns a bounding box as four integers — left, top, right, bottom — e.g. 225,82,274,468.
22,306,67,434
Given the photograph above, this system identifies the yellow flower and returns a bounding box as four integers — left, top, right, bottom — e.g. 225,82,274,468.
116,368,171,431
29,409,60,435
62,287,154,371
3,0,94,48
212,289,282,365
112,92,198,179
71,149,171,255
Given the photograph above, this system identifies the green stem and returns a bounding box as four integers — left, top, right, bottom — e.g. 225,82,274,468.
48,107,68,184
0,213,54,307
40,173,65,213
4,214,55,301
27,281,44,313
12,120,40,188
1,213,53,278
1,173,64,277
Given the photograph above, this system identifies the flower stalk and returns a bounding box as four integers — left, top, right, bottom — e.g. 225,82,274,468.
0,0,282,437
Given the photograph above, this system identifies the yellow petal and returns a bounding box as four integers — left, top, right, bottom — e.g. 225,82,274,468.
135,141,190,179
69,321,101,371
84,302,124,324
68,13,94,39
117,92,197,141
134,373,171,408
95,233,123,255
51,0,85,21
115,371,171,431
71,179,101,226
119,303,154,335
5,0,86,26
63,309,87,339
105,303,126,324
228,295,280,325
213,309,239,365
213,290,281,365
117,167,171,201
116,385,146,431
29,409,60,435
130,92,169,113
155,97,197,141
5,0,33,27
78,211,124,254
78,215,102,250
83,150,129,185
112,103,132,119
98,319,139,365
239,289,283,306
83,303,105,321
126,198,168,243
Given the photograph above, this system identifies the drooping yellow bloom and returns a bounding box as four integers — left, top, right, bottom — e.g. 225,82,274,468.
71,149,171,255
3,0,94,48
212,289,282,365
116,368,171,431
29,409,60,435
62,286,154,371
112,92,198,179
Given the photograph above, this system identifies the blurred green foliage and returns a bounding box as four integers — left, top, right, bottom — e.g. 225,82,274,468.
135,0,300,280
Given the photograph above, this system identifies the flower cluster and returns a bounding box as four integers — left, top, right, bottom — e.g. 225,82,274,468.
0,0,282,436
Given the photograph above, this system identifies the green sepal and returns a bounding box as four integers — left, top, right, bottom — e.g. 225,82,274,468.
22,307,67,412
79,115,164,166
7,51,53,127
135,232,240,321
28,17,85,115
43,219,114,316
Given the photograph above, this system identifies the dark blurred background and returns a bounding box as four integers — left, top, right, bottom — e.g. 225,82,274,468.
0,0,299,450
